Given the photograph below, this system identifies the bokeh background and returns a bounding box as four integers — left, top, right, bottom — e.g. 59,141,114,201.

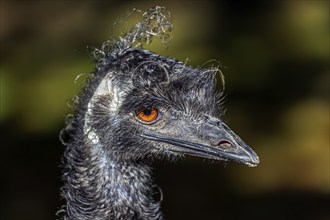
1,1,329,220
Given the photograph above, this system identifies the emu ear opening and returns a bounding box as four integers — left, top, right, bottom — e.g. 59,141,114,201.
132,61,169,88
91,72,126,112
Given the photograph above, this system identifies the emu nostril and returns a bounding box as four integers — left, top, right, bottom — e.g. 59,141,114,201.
218,140,233,149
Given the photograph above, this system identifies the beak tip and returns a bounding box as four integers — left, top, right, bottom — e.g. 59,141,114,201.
246,154,260,167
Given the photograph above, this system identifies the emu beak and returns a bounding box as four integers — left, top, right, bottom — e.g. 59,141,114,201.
142,122,259,167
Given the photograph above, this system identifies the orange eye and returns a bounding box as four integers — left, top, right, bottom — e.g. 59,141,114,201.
136,107,159,123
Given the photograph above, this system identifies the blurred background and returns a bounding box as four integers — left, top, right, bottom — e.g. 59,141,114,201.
1,1,329,220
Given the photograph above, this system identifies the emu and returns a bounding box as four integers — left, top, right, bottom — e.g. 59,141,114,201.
58,7,259,220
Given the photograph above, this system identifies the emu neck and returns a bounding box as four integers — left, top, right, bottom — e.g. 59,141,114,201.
61,139,162,220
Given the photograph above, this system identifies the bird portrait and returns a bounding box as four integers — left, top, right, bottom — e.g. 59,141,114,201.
2,1,328,220
57,6,258,220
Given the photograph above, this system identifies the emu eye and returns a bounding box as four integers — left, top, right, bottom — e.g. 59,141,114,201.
136,107,159,124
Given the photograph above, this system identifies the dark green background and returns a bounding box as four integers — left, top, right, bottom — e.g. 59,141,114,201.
1,1,329,220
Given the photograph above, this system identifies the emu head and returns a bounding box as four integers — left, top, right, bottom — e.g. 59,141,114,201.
83,48,259,166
